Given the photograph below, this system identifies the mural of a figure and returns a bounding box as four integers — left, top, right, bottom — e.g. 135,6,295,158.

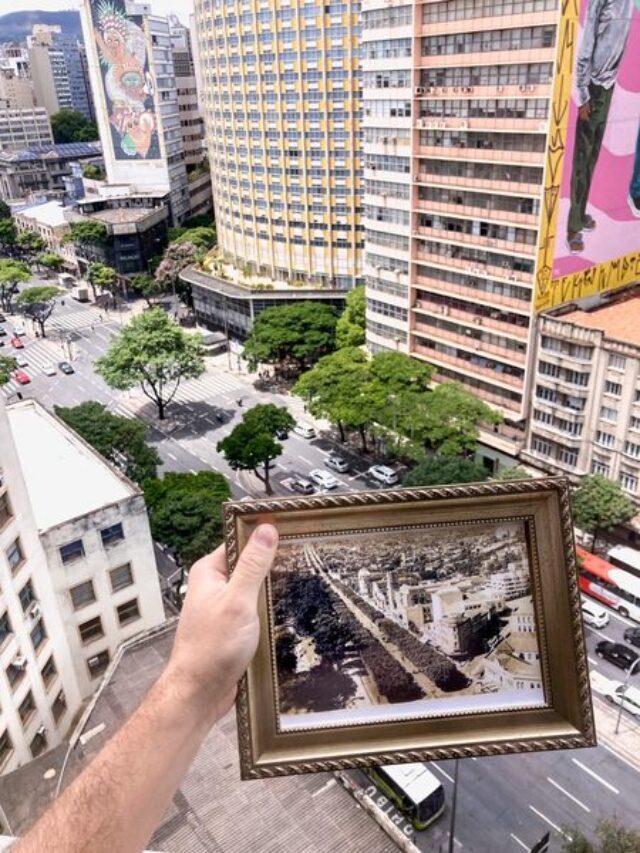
91,0,160,160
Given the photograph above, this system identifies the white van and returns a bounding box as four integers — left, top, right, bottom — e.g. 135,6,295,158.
581,596,609,629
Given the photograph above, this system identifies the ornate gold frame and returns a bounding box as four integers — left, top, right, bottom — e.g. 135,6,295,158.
224,478,595,779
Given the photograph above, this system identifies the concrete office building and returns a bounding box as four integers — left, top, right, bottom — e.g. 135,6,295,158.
0,108,52,151
27,25,94,121
188,0,363,334
522,291,640,505
361,0,558,461
0,44,35,111
0,398,165,773
0,141,100,205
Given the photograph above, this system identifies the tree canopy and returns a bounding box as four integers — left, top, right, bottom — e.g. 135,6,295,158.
0,355,17,385
243,302,338,376
155,240,200,306
403,455,489,487
561,816,640,852
494,466,533,481
0,218,17,252
130,272,167,307
0,199,10,220
51,108,98,143
95,308,205,420
37,253,64,273
0,259,30,313
82,163,105,180
16,229,45,258
335,285,365,348
572,475,635,550
68,220,108,247
17,285,60,337
170,226,216,251
143,471,230,566
217,403,295,494
55,401,161,485
88,262,116,300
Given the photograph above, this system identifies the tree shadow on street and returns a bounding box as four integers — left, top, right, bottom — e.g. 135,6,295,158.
132,398,237,440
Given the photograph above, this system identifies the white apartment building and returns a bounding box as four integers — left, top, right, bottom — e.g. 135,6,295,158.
0,108,52,150
0,399,165,772
14,200,78,270
522,292,640,504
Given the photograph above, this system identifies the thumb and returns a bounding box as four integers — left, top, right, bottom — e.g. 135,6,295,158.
228,524,279,602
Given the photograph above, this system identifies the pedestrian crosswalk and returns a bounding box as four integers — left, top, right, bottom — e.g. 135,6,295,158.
46,306,110,335
1,338,64,395
125,369,247,411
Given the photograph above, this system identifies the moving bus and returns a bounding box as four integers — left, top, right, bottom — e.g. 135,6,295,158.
365,763,445,830
577,546,640,622
607,545,640,579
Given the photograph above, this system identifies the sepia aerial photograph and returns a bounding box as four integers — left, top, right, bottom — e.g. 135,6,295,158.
271,520,545,731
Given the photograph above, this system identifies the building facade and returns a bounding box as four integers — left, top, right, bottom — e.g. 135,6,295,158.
28,26,73,117
0,398,165,773
0,108,52,151
0,141,100,205
361,0,559,458
522,293,640,505
192,0,363,298
0,70,35,111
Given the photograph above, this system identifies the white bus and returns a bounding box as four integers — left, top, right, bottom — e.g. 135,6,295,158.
366,763,445,830
608,545,640,580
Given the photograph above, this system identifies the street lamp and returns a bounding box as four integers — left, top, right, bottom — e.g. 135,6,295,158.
614,657,640,734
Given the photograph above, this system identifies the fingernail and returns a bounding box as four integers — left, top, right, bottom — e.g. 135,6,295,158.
253,524,277,548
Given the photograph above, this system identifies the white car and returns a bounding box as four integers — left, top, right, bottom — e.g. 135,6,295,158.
368,464,399,486
15,354,28,368
603,682,640,718
309,469,339,490
581,596,609,629
294,424,316,439
325,453,350,473
13,323,26,336
42,363,56,376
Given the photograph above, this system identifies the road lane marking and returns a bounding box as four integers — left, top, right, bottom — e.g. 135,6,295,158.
298,455,313,465
431,763,454,783
454,839,463,848
528,805,566,836
609,610,634,627
189,469,197,475
311,778,337,798
602,743,640,773
597,633,615,642
546,777,590,812
571,759,619,794
166,452,177,461
509,834,528,851
587,656,598,667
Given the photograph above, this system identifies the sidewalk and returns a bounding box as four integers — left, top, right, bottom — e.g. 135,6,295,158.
592,696,640,771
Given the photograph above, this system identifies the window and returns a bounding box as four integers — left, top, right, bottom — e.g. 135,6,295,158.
631,416,640,431
30,618,46,651
608,353,626,370
79,616,104,645
110,563,134,592
59,539,85,565
6,538,24,573
595,431,615,448
0,491,12,528
69,580,96,611
87,650,110,679
604,380,622,397
532,436,552,456
600,406,618,423
0,730,13,768
18,690,36,726
624,441,640,460
0,610,12,646
620,470,638,494
116,599,140,627
51,689,66,722
100,522,124,547
591,459,610,476
19,580,36,612
557,447,578,467
41,656,57,688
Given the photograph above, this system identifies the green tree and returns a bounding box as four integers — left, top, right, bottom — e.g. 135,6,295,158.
88,262,116,301
217,403,295,494
561,816,640,852
403,455,490,487
0,259,30,313
0,355,17,385
0,218,17,253
182,214,214,229
55,401,161,484
82,163,104,180
37,253,64,274
155,241,199,306
243,302,338,376
51,108,98,143
17,286,60,337
494,466,533,481
95,308,205,420
335,285,365,348
130,272,167,307
143,471,230,565
0,199,10,220
171,226,216,251
67,220,108,249
572,475,635,551
16,229,45,259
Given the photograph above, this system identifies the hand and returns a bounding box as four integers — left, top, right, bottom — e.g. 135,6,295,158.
164,524,279,725
578,101,591,122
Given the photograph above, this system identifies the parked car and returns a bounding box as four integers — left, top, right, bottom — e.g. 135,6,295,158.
624,627,640,649
42,363,56,376
581,597,609,629
595,641,639,671
0,326,7,336
603,683,640,717
58,361,74,375
10,335,24,349
293,423,316,439
0,313,6,323
13,369,30,385
15,354,28,368
325,453,350,473
275,426,289,440
290,477,314,495
309,469,339,490
13,323,26,336
368,464,399,486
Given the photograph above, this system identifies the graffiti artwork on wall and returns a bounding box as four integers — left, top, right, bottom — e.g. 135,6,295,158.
90,0,160,160
536,0,640,311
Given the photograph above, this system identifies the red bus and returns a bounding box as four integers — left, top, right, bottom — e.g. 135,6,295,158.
577,546,640,622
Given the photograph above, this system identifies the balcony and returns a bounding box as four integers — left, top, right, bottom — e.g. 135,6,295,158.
417,144,546,167
412,342,524,395
417,47,556,69
413,299,530,340
413,247,534,285
413,321,527,366
414,197,539,227
413,273,531,312
420,11,560,38
418,83,551,101
413,225,537,258
414,170,542,200
416,116,549,133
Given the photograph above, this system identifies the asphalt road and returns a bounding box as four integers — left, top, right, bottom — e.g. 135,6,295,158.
3,293,640,851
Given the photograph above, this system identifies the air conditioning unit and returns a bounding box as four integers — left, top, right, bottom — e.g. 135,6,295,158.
13,655,27,670
28,602,41,620
36,725,46,737
415,86,425,96
88,655,101,667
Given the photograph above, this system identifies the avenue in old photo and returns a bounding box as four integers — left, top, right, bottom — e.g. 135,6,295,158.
271,520,545,730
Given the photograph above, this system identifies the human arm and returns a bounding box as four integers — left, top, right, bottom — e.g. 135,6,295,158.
14,523,279,853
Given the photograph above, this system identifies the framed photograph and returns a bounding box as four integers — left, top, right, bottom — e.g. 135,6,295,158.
224,478,595,779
